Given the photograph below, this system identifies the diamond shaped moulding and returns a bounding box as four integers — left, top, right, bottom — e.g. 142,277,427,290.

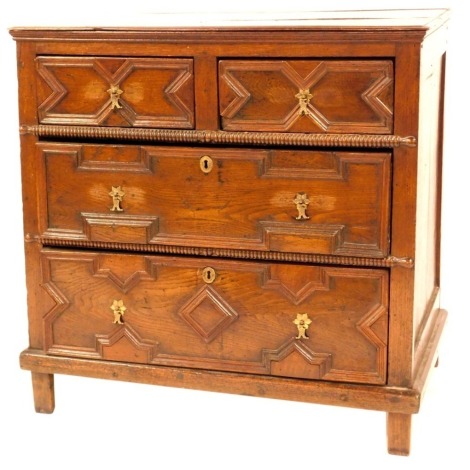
178,285,239,343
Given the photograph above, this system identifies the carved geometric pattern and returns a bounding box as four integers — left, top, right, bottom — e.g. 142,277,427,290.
76,147,153,173
178,285,239,343
96,324,159,364
262,265,331,305
40,252,159,355
40,268,73,355
40,144,153,174
89,254,158,293
37,57,194,128
261,151,348,180
263,267,389,383
356,304,388,382
38,142,388,258
259,222,351,257
38,252,389,384
25,124,417,148
42,213,160,246
262,339,332,380
80,213,160,246
38,144,159,244
220,60,393,133
322,279,389,384
45,215,363,257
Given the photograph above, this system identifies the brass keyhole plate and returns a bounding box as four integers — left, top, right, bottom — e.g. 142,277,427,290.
202,267,216,284
200,155,214,174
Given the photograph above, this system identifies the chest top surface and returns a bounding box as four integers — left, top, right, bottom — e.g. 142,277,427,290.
9,8,449,39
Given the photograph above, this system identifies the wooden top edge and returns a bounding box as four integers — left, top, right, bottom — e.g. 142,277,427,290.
9,8,450,40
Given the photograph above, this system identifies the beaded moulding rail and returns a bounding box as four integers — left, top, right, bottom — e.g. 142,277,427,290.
21,125,417,148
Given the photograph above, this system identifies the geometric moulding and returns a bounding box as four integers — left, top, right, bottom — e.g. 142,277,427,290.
96,324,159,364
178,285,239,343
263,339,332,380
36,57,195,129
219,60,393,134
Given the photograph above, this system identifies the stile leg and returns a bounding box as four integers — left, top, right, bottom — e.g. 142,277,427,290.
31,372,55,414
386,412,412,456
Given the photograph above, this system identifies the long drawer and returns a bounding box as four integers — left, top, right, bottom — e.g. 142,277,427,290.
37,142,391,258
40,249,389,385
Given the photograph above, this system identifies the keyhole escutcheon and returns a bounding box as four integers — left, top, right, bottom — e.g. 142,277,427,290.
202,267,216,284
200,155,214,174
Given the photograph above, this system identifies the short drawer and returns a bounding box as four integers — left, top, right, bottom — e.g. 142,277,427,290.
40,250,389,384
38,143,391,258
36,56,194,128
219,59,394,133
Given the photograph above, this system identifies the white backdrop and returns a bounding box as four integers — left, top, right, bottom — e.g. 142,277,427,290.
1,1,468,469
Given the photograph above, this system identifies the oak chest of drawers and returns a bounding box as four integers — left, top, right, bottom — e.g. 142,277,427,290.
10,9,449,455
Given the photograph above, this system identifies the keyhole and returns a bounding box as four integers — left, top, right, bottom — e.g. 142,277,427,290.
202,267,216,284
200,155,213,174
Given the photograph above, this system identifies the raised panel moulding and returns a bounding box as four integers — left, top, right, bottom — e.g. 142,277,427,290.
96,324,159,364
219,60,393,133
81,213,160,245
36,57,195,128
178,285,240,344
263,339,333,380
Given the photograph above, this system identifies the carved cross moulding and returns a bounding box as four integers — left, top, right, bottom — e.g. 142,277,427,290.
111,299,127,325
293,192,310,220
107,85,123,109
293,313,312,339
109,185,125,212
295,88,313,116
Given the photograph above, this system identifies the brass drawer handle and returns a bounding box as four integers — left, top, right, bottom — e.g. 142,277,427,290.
109,185,125,212
293,313,312,339
295,88,313,116
111,300,127,324
293,192,310,220
107,85,123,109
200,155,213,174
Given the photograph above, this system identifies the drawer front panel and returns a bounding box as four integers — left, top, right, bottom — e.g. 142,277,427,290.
219,59,394,133
40,250,389,384
38,143,391,258
36,56,195,128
